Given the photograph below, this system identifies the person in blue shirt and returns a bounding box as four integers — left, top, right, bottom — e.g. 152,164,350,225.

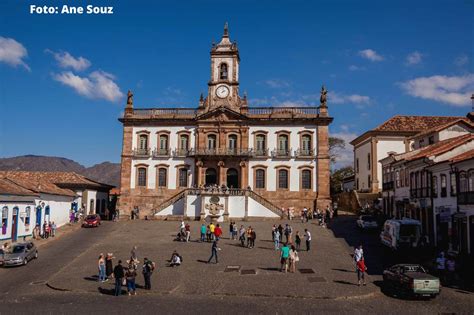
200,224,206,242
280,243,290,273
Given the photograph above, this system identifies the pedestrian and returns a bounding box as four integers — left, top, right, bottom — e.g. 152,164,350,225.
250,228,256,248
98,253,106,282
303,207,308,222
232,222,238,240
207,239,219,264
105,253,114,280
304,229,311,251
142,257,155,290
436,252,446,283
280,243,290,273
130,245,139,268
200,223,206,242
229,221,233,239
295,231,301,250
289,245,299,273
125,264,137,295
300,210,305,223
185,222,191,242
274,229,280,250
239,225,246,247
271,224,276,241
209,222,216,240
277,224,283,242
214,224,222,240
446,255,456,285
51,221,57,237
113,260,125,296
356,256,367,286
354,245,363,262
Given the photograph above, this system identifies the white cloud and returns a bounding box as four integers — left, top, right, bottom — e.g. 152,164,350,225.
329,92,371,105
331,131,358,167
0,36,30,71
454,54,469,67
348,65,365,71
263,79,290,88
52,70,124,102
406,51,423,65
399,74,474,107
46,49,91,71
358,49,384,62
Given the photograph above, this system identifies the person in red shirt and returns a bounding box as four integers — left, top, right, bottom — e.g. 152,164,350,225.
214,224,222,240
356,256,367,286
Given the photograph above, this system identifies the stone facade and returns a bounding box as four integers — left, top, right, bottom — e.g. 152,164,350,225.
117,25,333,219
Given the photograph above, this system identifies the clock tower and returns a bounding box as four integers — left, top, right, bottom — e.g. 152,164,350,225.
205,23,244,110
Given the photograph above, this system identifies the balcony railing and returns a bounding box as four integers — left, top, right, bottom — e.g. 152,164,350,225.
132,108,198,118
295,148,314,158
458,191,474,205
172,148,190,157
152,148,170,157
271,149,292,158
247,107,320,116
187,148,254,157
254,148,269,157
132,148,150,157
410,187,431,198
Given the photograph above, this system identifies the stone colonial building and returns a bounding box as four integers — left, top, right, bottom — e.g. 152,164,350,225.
118,25,333,220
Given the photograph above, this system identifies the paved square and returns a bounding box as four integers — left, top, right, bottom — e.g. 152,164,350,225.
46,220,376,299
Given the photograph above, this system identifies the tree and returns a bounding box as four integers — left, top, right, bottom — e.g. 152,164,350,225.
330,166,354,195
329,136,346,163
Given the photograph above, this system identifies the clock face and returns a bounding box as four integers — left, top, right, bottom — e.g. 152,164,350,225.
216,85,230,98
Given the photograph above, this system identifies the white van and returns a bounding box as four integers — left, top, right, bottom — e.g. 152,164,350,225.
380,219,422,250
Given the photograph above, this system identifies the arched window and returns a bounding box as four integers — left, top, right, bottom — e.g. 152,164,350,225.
179,134,189,151
459,172,467,193
158,168,167,187
255,169,265,189
255,134,266,156
138,134,148,150
301,169,312,189
278,169,289,189
137,167,147,187
301,134,312,155
178,168,188,187
277,134,289,155
1,206,8,234
440,174,447,197
228,134,237,153
432,176,438,197
159,134,169,155
90,200,94,215
220,63,228,80
469,170,474,192
207,134,217,150
25,206,31,226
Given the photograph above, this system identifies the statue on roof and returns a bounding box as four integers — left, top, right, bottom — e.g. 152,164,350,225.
127,90,133,106
223,22,229,37
320,85,328,107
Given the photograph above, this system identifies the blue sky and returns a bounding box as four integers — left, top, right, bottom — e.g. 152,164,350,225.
0,0,472,167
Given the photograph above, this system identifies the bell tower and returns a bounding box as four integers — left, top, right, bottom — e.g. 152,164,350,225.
207,23,241,109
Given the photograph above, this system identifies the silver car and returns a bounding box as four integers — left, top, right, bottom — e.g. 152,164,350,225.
1,242,38,267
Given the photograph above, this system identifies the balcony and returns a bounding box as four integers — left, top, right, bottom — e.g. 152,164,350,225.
152,148,170,158
187,148,254,157
458,191,474,205
295,148,315,158
172,148,189,157
271,149,292,158
383,181,394,191
132,148,150,157
254,148,269,157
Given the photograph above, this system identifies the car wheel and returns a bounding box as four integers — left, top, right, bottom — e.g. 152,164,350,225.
34,251,38,259
23,258,28,265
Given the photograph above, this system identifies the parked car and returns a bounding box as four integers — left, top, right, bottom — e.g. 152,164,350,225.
82,214,101,228
380,219,422,250
356,215,379,229
383,264,440,298
1,242,38,267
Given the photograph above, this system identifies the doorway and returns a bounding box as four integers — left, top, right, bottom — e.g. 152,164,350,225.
205,168,218,186
227,168,239,188
12,207,18,242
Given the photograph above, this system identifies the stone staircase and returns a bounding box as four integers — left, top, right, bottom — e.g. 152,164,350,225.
247,190,284,217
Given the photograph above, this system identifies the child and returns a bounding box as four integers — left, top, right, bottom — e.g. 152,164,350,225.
356,256,367,286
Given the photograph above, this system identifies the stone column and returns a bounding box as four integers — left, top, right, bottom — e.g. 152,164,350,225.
244,191,249,221
316,124,331,210
117,125,134,219
240,160,248,189
196,160,203,187
223,195,229,222
218,161,226,186
200,195,206,221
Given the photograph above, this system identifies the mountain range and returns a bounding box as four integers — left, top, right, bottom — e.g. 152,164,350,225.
0,155,121,187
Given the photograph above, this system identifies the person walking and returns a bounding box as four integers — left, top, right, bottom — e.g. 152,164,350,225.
304,229,311,251
209,222,216,241
200,223,206,242
105,253,114,281
113,260,125,296
206,225,211,242
289,245,299,273
98,254,106,282
295,231,301,250
229,222,234,240
214,224,222,241
185,222,191,242
274,229,281,250
280,243,290,273
125,264,137,295
232,222,238,240
356,256,367,286
271,225,276,241
354,245,363,262
239,225,246,247
207,239,219,264
142,257,155,290
277,224,283,242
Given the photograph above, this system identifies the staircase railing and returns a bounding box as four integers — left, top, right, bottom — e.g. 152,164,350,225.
152,189,188,216
247,190,284,217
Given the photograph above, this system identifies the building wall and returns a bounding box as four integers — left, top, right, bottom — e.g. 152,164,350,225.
37,193,75,229
132,126,196,151
0,201,36,241
376,139,407,190
354,140,371,191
